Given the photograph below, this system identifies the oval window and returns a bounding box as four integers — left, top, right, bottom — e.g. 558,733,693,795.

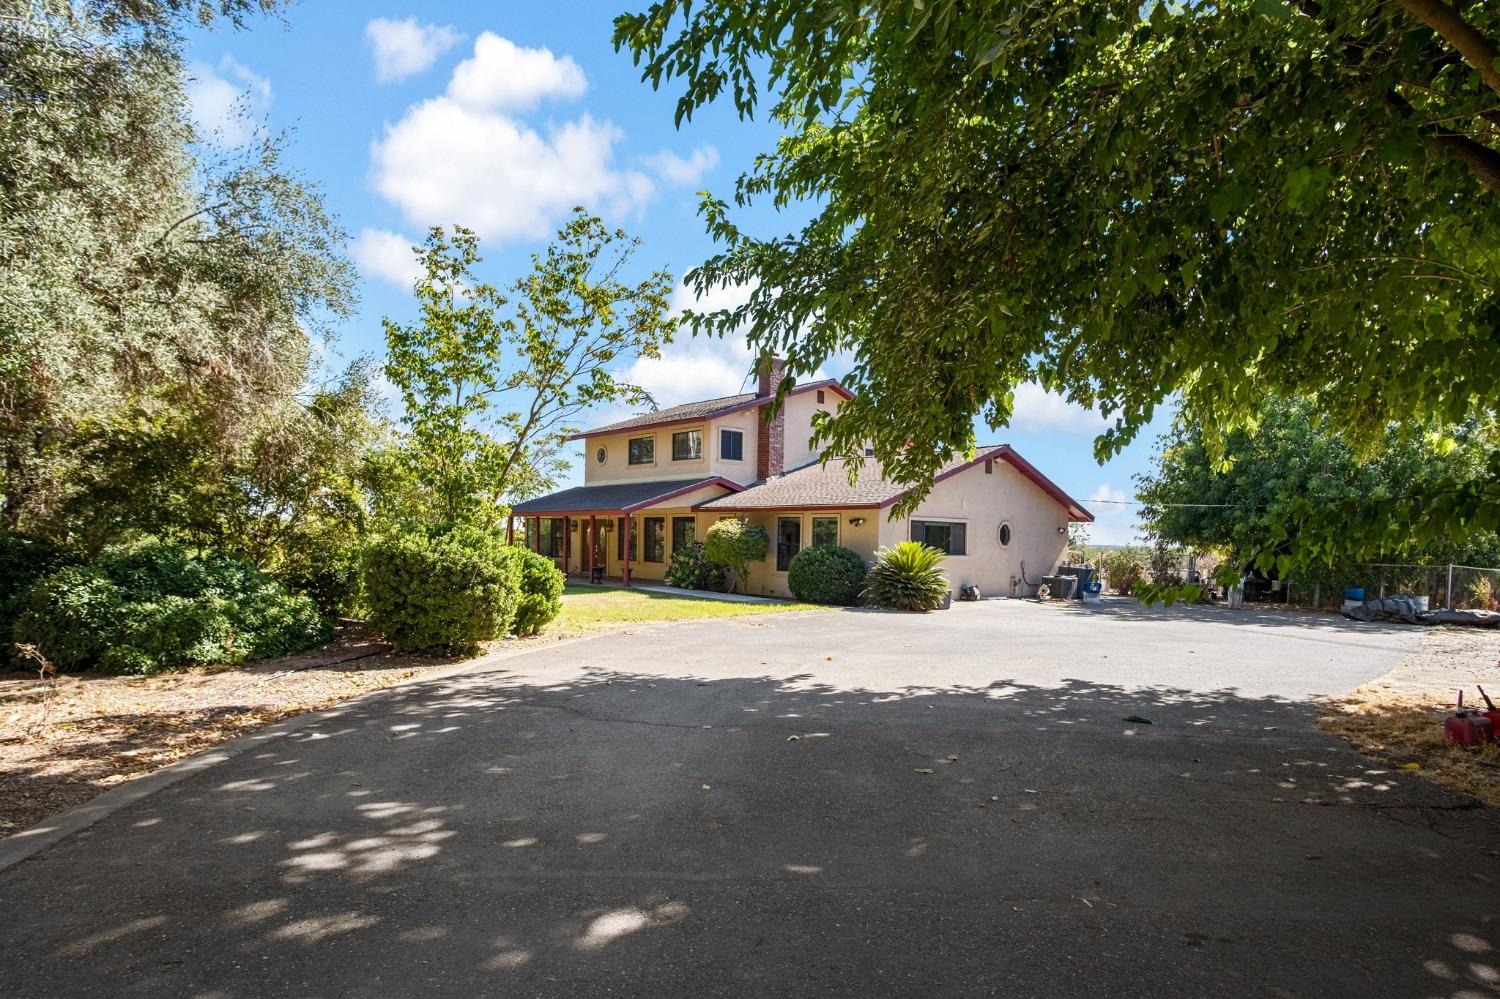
595,446,607,465
998,522,1012,547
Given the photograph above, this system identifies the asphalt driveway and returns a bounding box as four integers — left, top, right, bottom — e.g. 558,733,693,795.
3,599,1497,998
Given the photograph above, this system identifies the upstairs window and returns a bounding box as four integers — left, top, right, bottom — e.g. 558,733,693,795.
628,436,654,465
672,429,702,461
720,427,744,462
910,520,966,556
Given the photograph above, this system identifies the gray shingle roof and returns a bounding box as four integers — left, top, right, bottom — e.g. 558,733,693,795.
697,448,1008,511
511,477,736,515
574,392,757,437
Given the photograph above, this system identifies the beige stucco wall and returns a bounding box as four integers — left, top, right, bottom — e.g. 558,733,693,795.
781,389,841,469
878,460,1071,597
580,410,764,489
705,408,759,483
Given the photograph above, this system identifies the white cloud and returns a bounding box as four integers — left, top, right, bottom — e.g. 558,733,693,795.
351,227,422,290
621,280,832,409
447,32,586,111
1008,382,1112,433
365,18,462,83
643,145,720,186
1083,484,1143,546
369,33,654,244
186,56,272,147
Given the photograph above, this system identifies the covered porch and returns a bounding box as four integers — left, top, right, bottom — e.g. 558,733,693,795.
508,477,741,586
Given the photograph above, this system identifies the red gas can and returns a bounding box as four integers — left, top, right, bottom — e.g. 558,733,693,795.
1445,691,1495,748
1477,685,1500,733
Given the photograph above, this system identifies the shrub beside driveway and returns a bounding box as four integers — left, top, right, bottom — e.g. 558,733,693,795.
0,586,825,833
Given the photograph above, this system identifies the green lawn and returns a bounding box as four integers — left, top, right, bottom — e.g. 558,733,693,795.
547,583,826,639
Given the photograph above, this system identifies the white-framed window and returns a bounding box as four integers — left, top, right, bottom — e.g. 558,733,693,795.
719,427,744,461
628,436,655,465
911,520,967,555
672,428,703,461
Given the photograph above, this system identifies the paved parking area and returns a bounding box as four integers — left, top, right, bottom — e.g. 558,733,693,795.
2,599,1496,998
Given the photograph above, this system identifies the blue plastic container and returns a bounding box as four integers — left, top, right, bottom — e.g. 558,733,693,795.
1344,587,1365,601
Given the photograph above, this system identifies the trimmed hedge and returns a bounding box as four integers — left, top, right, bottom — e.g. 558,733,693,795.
704,518,769,593
511,547,565,636
786,545,866,605
11,543,331,674
363,526,521,654
860,542,949,611
665,541,729,592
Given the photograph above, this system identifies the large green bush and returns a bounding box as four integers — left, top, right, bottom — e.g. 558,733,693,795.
703,519,769,593
510,546,564,636
363,526,520,653
860,542,949,611
786,545,866,605
1099,549,1147,596
665,541,728,592
11,543,331,674
0,532,80,666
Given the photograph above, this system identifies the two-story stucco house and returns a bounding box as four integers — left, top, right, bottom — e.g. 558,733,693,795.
508,358,1093,598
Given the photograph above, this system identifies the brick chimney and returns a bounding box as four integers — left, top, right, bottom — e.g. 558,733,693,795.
756,355,787,479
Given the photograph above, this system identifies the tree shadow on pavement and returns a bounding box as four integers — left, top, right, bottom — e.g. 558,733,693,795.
2,665,1497,998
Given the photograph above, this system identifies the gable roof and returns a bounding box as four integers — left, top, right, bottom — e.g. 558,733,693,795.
567,379,854,441
695,445,1094,521
511,476,741,516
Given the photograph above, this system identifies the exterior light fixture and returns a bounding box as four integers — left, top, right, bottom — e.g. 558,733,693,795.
1057,526,1067,535
848,516,866,527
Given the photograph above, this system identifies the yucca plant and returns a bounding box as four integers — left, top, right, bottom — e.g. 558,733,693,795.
860,542,949,611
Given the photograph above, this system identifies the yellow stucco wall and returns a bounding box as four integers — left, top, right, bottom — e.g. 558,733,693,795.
781,389,841,470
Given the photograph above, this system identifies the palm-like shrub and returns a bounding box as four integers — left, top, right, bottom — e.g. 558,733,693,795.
703,518,770,593
860,542,949,611
510,547,565,636
364,526,520,654
787,545,866,605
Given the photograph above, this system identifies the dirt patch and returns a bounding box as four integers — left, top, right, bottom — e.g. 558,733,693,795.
1321,626,1500,807
0,627,489,833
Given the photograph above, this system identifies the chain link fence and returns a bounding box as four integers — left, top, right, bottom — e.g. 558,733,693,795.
1282,563,1500,611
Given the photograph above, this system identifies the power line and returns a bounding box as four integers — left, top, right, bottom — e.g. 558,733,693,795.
1087,499,1239,508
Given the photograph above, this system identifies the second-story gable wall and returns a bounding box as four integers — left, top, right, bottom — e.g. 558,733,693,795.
782,387,843,470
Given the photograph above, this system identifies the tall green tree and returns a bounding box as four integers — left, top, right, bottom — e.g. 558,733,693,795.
1136,398,1500,581
383,211,674,528
615,2,1500,555
1,0,352,530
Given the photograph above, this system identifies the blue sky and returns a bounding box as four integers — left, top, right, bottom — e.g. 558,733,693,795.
183,2,1169,544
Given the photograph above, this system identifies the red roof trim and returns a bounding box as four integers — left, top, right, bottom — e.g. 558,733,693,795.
693,501,883,513
621,476,743,513
875,446,1094,522
566,379,854,442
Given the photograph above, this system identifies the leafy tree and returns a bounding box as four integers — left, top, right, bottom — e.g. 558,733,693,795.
703,518,769,593
1136,397,1500,586
1,0,352,531
383,212,675,527
615,1,1500,552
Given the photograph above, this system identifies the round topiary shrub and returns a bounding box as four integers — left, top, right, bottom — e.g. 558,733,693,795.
665,541,729,592
786,545,867,605
510,546,564,636
703,518,770,593
860,542,950,611
363,526,520,654
12,543,331,674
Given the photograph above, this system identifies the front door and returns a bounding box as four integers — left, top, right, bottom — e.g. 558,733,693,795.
593,522,608,572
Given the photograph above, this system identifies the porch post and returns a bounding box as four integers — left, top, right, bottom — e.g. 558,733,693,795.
622,514,632,587
589,514,597,579
506,516,514,546
562,516,570,577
